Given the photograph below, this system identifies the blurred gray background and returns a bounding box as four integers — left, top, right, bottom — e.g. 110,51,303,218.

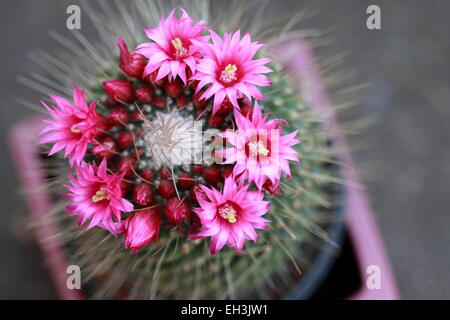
0,0,449,299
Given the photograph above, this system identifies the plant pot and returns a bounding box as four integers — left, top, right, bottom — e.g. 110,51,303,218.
8,38,398,300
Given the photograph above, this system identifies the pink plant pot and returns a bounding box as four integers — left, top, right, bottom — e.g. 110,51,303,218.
8,39,398,300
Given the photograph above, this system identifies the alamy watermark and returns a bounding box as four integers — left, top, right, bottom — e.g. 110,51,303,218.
66,5,81,30
66,265,81,290
366,265,381,290
366,5,381,30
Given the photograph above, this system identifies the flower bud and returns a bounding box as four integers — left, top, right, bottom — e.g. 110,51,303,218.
208,115,224,128
117,37,146,78
140,168,153,182
164,80,183,98
240,106,254,120
117,131,134,148
135,86,154,103
132,183,154,207
222,166,234,179
159,180,176,199
94,115,110,138
117,157,136,178
165,198,191,223
191,185,208,204
217,99,234,115
92,137,117,160
193,165,203,176
177,173,194,189
122,208,161,254
152,97,166,108
176,95,188,107
203,166,222,185
109,106,130,126
103,79,134,102
263,179,283,196
188,214,202,239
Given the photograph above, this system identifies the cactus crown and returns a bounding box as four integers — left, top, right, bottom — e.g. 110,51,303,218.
26,1,343,299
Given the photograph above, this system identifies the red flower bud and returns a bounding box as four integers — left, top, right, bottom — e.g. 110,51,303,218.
146,71,166,87
94,115,110,138
117,156,136,178
131,148,144,160
191,185,208,204
176,95,188,107
117,37,147,79
240,106,254,120
217,99,234,115
141,168,153,182
92,137,117,160
193,91,206,108
117,131,133,148
263,180,283,196
193,165,204,176
208,115,224,128
152,98,166,108
109,106,130,126
222,166,234,179
178,173,194,189
135,86,153,103
203,166,222,185
120,180,132,196
104,97,118,108
159,180,176,199
165,198,191,223
132,110,146,122
164,80,183,98
188,214,202,239
132,183,154,207
160,168,170,180
122,208,161,253
103,79,134,102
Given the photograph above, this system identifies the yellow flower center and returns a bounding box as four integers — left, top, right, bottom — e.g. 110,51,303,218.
171,37,188,59
226,212,237,223
171,38,183,51
92,188,109,203
220,64,238,83
218,203,237,224
224,64,237,76
71,124,81,133
249,141,270,158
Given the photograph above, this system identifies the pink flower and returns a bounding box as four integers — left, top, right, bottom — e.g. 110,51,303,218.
193,176,271,254
220,102,300,189
121,208,161,254
137,8,209,84
191,30,272,115
38,84,100,166
64,159,134,235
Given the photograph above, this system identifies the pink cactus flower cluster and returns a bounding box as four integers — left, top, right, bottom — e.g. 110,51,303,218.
38,8,300,254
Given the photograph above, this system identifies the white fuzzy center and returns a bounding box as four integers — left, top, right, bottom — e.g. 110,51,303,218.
143,110,203,169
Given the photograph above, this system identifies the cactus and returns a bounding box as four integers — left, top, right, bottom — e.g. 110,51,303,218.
24,1,344,299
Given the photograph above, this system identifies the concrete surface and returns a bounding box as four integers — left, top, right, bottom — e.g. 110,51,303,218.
0,0,449,299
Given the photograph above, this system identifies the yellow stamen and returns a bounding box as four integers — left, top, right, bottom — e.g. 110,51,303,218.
249,141,269,157
218,203,238,224
224,64,237,76
226,212,237,224
220,64,238,83
92,189,108,203
171,38,183,51
171,37,188,59
71,124,81,133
